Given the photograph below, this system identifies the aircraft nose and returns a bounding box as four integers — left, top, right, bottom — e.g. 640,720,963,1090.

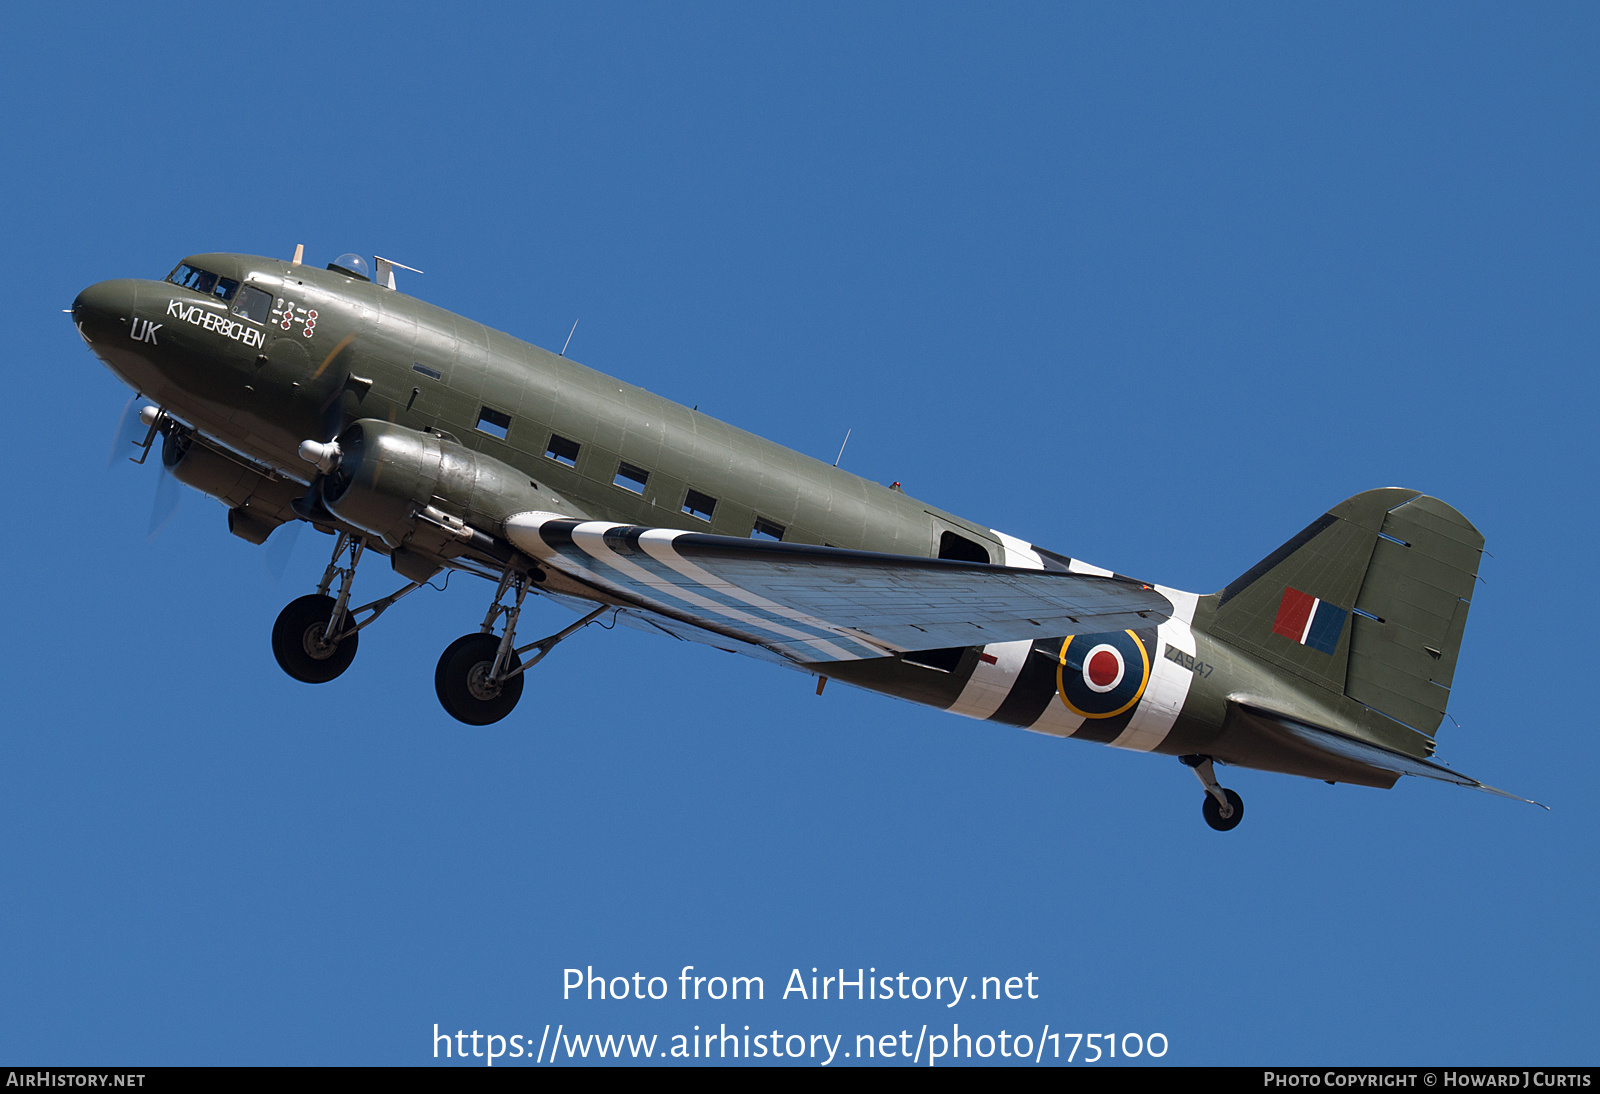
71,279,138,343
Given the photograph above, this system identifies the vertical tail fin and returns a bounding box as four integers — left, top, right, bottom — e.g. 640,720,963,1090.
1199,488,1483,740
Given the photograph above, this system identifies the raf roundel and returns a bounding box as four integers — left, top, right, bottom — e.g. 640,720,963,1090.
1056,630,1151,718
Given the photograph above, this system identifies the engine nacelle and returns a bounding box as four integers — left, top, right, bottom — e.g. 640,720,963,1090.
161,431,306,544
318,419,544,548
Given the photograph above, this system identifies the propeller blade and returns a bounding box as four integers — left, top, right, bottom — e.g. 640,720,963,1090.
107,395,143,470
320,401,345,445
311,333,359,442
147,462,180,541
264,519,303,583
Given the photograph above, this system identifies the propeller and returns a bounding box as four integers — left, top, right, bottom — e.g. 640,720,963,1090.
148,457,181,540
106,394,148,469
311,333,359,443
147,428,185,541
107,394,311,560
106,396,184,541
288,333,360,522
263,519,303,583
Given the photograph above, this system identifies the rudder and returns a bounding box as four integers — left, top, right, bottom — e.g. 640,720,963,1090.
1344,494,1483,737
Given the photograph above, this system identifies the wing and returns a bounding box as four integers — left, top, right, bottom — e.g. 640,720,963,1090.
505,513,1172,664
538,587,804,668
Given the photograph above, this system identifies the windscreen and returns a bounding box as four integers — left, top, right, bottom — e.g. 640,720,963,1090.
168,263,239,302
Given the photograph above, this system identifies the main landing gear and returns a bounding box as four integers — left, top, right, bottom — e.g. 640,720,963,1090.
270,532,422,683
269,535,610,724
1180,755,1245,831
434,567,610,725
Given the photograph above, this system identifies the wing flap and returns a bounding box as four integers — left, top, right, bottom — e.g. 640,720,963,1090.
505,513,1172,664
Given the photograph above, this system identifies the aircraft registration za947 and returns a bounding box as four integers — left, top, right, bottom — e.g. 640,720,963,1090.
71,248,1540,830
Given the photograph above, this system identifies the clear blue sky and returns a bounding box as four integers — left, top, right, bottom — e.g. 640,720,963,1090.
2,1,1595,1066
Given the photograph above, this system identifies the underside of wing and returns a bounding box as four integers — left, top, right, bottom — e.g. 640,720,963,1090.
538,588,802,668
505,513,1172,664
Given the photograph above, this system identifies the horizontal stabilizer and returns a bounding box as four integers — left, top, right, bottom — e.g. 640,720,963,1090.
505,513,1172,664
1237,703,1544,808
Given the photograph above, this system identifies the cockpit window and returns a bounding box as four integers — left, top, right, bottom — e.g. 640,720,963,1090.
169,264,213,293
168,263,238,301
233,284,273,324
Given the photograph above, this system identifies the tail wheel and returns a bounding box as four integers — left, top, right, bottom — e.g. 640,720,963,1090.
271,594,359,683
1202,788,1245,832
435,633,524,725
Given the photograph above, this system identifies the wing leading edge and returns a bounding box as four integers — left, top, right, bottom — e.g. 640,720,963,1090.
504,513,1172,664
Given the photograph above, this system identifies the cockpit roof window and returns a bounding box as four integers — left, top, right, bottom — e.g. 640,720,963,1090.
168,263,238,302
328,253,371,281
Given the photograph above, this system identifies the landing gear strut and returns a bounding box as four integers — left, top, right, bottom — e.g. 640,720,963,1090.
1180,755,1244,831
435,567,610,725
270,531,422,683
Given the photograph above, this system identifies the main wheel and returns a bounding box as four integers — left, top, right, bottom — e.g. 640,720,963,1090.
1202,788,1245,831
271,594,359,683
435,633,524,725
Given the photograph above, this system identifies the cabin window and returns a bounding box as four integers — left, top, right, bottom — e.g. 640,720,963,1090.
752,517,785,541
682,489,716,522
233,284,273,324
614,462,649,494
412,362,442,380
545,435,580,467
475,406,511,440
938,530,991,564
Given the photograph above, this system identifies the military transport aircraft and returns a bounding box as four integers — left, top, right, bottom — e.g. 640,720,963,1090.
70,248,1536,829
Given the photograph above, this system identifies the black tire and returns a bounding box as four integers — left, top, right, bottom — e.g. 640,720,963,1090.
271,594,359,683
1202,788,1245,832
435,633,524,725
